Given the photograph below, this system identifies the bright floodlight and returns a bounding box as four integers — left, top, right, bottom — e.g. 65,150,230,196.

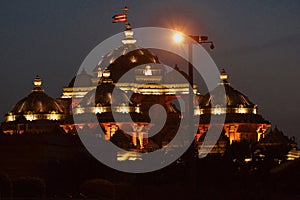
173,32,184,43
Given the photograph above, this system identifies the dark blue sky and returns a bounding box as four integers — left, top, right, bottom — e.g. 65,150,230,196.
1,0,300,143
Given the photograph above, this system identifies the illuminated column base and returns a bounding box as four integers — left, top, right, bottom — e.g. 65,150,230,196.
131,124,149,149
103,124,119,140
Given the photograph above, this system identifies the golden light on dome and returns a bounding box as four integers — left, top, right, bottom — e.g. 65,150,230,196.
49,111,58,120
220,73,228,81
135,106,140,113
220,69,228,81
143,65,152,76
34,75,42,86
130,56,137,63
194,106,201,116
97,67,103,78
103,70,111,78
74,105,84,114
6,112,15,122
237,105,247,114
25,112,34,121
173,32,184,43
95,106,104,114
138,49,144,55
253,106,257,114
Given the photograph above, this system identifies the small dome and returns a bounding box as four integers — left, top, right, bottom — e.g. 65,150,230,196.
198,70,270,124
200,84,255,108
11,76,63,114
68,68,93,87
199,70,255,110
11,93,64,114
79,76,133,107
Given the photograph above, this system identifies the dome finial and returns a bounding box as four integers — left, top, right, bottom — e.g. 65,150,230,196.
33,75,44,92
122,23,136,44
112,6,136,44
219,69,230,85
99,69,113,84
123,6,129,13
103,70,111,78
34,75,42,87
121,7,136,44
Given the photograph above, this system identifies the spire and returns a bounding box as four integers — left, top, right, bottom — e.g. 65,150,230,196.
99,70,113,84
122,23,136,44
112,7,136,44
219,69,230,85
32,75,44,92
103,69,111,78
120,7,136,45
123,6,129,13
34,75,42,86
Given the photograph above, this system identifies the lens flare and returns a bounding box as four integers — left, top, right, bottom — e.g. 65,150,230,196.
173,32,184,43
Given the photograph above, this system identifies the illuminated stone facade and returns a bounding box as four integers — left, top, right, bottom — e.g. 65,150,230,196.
1,27,272,155
2,75,65,134
196,69,271,146
61,26,186,150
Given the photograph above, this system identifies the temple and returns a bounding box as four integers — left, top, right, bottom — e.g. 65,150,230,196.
0,23,297,160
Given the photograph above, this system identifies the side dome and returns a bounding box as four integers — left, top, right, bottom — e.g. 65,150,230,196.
5,76,64,122
199,70,257,115
199,84,255,108
74,71,139,115
197,70,270,136
80,79,133,107
12,92,63,114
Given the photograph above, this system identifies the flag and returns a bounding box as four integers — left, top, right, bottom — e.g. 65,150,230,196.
112,13,127,23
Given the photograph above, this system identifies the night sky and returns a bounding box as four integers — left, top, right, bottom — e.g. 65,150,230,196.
1,0,300,143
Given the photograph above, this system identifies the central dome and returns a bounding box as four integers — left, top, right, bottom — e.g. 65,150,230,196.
94,26,165,83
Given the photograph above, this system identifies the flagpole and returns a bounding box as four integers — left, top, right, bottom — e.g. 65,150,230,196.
123,6,129,13
123,6,129,31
